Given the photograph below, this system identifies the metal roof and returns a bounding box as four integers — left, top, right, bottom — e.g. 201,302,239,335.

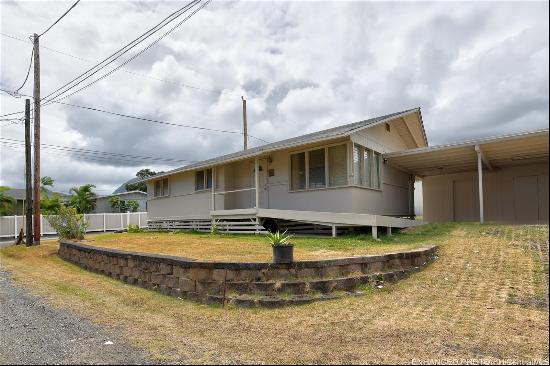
145,108,421,182
384,129,549,176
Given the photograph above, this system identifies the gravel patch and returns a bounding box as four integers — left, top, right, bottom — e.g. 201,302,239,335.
0,268,155,365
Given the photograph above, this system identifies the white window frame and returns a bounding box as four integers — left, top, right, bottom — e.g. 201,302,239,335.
288,142,350,192
195,168,213,192
352,143,382,190
153,178,170,198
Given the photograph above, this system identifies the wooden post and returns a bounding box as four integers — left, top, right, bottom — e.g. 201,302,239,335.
24,99,33,245
103,213,106,232
32,33,41,245
372,226,378,240
477,147,484,224
254,158,259,209
242,97,248,150
387,227,392,236
331,225,337,238
211,166,216,211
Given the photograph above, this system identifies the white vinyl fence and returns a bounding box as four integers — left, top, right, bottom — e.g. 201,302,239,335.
0,212,148,239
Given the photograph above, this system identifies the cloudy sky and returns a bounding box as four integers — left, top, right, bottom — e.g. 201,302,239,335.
1,0,548,195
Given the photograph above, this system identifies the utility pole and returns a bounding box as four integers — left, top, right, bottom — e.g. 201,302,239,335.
32,33,41,245
25,99,33,246
242,96,248,150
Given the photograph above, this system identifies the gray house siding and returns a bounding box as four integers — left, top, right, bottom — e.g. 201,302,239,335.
146,121,416,219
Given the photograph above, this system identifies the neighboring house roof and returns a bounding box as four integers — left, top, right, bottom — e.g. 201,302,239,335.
97,190,147,199
2,188,68,200
144,108,424,182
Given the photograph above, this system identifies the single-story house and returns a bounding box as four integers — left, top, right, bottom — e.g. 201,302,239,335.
93,191,147,213
143,108,548,237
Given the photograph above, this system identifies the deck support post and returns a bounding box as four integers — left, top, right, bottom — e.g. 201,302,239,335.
211,166,216,212
476,145,485,224
372,226,378,240
331,225,337,238
254,158,259,209
387,227,392,236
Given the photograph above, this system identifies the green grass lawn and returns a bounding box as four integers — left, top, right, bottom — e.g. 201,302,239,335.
85,223,456,262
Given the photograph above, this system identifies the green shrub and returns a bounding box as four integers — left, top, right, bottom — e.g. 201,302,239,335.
46,206,89,240
128,224,142,233
266,230,293,246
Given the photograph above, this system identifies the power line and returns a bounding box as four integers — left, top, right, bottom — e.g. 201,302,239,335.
0,89,271,144
38,0,81,37
43,0,212,105
0,137,194,164
41,0,203,104
13,48,34,92
1,143,177,166
0,31,245,98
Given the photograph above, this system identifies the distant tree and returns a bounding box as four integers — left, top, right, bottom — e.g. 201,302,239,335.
39,176,63,214
125,169,163,193
125,199,140,212
69,184,97,214
0,187,15,216
40,176,54,189
41,194,63,215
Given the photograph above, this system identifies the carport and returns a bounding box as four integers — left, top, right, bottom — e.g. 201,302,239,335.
384,129,549,224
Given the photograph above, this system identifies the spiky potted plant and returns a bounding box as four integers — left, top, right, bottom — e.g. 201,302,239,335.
267,230,294,264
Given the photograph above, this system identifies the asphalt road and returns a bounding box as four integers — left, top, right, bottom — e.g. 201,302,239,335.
0,268,154,365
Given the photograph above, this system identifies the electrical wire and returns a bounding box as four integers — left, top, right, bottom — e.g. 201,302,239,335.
41,0,202,104
1,31,246,98
12,48,33,92
43,0,212,105
38,0,81,37
0,137,194,164
0,143,177,166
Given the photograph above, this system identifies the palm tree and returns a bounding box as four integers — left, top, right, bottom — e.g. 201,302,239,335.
41,194,63,215
69,184,97,214
0,187,16,216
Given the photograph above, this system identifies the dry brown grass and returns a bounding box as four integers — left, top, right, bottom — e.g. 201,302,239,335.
0,223,548,364
86,231,427,262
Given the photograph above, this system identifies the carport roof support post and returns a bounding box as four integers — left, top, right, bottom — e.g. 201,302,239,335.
475,145,484,224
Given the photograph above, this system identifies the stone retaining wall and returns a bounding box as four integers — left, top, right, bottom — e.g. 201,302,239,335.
59,240,438,306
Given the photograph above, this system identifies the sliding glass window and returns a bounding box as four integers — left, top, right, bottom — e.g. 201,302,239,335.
328,144,347,187
308,148,326,189
290,152,306,190
290,144,349,191
353,143,382,189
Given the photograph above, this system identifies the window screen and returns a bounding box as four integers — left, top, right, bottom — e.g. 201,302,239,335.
328,144,347,187
154,181,161,197
373,152,380,189
353,145,362,185
290,152,306,190
162,178,169,196
308,148,326,189
195,170,205,191
363,149,372,188
206,169,213,189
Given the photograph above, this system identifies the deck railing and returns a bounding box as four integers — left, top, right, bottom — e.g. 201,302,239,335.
0,212,148,239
